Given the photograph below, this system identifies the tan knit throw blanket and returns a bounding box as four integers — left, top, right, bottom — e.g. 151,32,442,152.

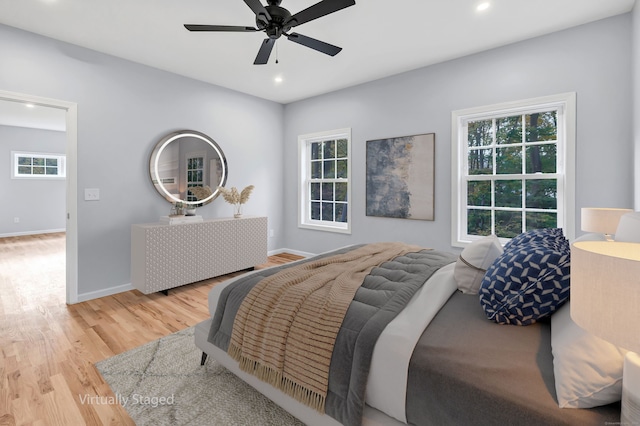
227,242,421,412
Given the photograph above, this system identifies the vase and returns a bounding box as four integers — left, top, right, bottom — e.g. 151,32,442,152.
233,204,242,218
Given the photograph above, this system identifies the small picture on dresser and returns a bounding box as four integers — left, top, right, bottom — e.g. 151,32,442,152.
366,133,435,221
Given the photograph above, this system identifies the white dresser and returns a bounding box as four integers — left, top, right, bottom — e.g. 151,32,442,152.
131,216,268,294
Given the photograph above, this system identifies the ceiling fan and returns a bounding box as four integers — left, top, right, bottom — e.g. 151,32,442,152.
184,0,356,65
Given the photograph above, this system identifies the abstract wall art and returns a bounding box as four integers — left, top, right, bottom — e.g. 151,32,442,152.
366,133,435,220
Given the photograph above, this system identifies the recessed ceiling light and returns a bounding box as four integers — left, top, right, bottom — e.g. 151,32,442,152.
25,103,35,108
274,76,283,84
477,2,490,12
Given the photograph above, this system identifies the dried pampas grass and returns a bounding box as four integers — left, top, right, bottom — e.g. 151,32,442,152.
218,185,255,205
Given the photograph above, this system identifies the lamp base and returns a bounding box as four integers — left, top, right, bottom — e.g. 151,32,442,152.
622,352,640,424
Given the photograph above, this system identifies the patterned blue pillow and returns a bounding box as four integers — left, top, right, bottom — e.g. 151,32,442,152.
479,242,571,326
503,228,565,252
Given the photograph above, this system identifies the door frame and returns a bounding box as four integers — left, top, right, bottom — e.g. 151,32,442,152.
0,89,79,304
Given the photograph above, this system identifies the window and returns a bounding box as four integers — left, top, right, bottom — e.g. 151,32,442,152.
298,128,351,233
451,93,575,247
186,154,204,202
12,151,66,179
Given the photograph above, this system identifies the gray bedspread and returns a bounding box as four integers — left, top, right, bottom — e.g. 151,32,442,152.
406,292,620,425
208,244,457,426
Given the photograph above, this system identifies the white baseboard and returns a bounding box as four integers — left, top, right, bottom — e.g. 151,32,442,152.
76,282,134,303
0,228,66,238
268,247,316,258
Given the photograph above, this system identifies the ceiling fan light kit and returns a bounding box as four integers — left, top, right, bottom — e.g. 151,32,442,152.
184,0,355,65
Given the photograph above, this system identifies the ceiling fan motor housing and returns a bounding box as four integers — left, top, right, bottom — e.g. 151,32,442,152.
259,4,292,39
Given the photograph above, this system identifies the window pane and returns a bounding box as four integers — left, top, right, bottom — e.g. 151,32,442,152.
322,202,334,221
45,167,58,175
310,183,320,201
322,182,334,201
337,139,348,158
311,161,322,179
467,209,492,236
195,158,204,168
496,147,522,174
467,181,491,206
18,157,31,166
336,159,348,178
187,171,194,181
467,120,493,147
526,144,556,174
195,170,203,181
33,157,45,166
495,210,522,238
323,140,335,159
468,149,493,175
496,115,522,145
33,166,45,174
335,203,347,223
526,212,557,230
323,160,335,179
311,142,322,160
526,179,557,209
335,182,347,202
46,158,58,166
495,180,522,208
526,111,557,142
311,202,321,220
18,166,31,174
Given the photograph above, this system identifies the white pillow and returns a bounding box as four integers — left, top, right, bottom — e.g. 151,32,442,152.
615,211,640,242
454,234,502,295
551,301,627,408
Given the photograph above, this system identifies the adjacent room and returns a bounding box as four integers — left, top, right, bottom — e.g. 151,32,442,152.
1,0,639,424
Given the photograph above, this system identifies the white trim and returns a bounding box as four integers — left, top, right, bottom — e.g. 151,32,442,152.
297,128,352,234
0,228,66,238
76,283,134,303
0,89,79,304
451,92,576,247
268,247,315,258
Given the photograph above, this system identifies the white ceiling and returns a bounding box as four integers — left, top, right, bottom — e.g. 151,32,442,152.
0,99,66,132
0,0,635,105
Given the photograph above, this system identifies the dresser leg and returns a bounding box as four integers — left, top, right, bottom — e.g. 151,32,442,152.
160,289,169,296
200,352,208,366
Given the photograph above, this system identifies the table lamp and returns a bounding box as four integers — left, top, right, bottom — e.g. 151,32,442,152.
581,208,633,240
571,241,640,424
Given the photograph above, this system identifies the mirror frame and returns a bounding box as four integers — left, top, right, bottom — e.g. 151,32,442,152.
149,130,228,206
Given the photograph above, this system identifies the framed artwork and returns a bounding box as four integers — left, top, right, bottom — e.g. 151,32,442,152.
366,133,435,220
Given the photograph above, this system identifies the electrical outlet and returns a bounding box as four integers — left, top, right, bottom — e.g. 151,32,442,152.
84,188,100,201
269,229,275,238
14,217,19,223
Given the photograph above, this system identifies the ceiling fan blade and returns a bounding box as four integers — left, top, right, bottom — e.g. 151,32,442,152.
284,0,355,28
184,24,258,32
286,32,342,56
243,0,271,22
254,38,276,65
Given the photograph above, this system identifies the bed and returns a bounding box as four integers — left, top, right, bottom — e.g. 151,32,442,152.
194,231,626,425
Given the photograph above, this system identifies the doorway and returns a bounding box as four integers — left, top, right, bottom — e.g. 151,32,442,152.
0,89,78,303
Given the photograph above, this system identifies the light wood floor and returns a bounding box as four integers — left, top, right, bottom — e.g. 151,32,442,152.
0,232,303,426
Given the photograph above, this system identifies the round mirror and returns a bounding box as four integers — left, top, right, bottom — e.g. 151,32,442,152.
149,130,228,206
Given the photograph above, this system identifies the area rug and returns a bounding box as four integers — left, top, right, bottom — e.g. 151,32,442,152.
96,327,304,426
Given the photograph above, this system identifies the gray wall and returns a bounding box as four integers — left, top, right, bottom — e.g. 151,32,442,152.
0,24,284,299
283,14,634,255
634,3,640,210
0,125,66,235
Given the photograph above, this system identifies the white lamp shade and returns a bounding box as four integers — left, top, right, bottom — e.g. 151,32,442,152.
581,208,633,235
571,241,640,353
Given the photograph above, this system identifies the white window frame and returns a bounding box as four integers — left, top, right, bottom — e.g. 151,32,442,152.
451,93,576,247
12,151,66,179
298,128,352,234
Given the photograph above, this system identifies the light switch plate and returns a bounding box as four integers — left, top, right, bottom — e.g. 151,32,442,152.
84,188,100,201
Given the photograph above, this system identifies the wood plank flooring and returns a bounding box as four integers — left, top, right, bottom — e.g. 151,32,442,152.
0,232,303,426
